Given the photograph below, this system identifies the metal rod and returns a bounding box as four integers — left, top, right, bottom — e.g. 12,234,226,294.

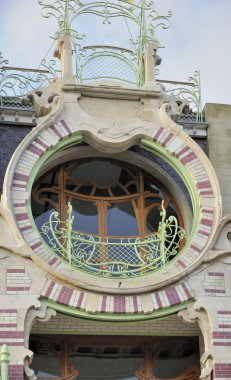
157,79,194,86
0,66,50,73
83,45,133,53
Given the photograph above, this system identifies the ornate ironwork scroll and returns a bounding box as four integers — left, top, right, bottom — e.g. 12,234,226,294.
1,1,203,118
159,71,203,122
40,202,185,278
38,0,172,86
0,53,60,103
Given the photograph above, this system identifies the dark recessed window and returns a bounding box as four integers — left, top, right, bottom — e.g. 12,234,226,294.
32,158,182,237
31,158,184,277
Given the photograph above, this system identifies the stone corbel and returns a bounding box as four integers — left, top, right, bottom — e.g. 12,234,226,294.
24,304,56,380
178,304,214,380
27,90,60,118
201,215,231,264
159,103,185,136
200,349,214,380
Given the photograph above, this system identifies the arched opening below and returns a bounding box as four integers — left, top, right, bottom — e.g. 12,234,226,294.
29,334,200,380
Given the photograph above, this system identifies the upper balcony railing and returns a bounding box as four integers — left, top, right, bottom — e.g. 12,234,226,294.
0,0,203,122
0,53,203,122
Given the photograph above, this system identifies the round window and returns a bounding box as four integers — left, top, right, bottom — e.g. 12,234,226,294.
31,158,185,278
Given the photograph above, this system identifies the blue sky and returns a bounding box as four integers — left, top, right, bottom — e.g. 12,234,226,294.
0,0,231,106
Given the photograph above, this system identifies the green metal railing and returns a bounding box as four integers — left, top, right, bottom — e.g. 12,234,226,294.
0,345,9,380
0,1,203,120
0,54,59,99
40,202,185,278
39,0,172,87
158,71,203,122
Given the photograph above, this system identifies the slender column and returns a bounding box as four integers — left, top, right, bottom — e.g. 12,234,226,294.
143,42,161,90
54,34,75,83
1,345,9,380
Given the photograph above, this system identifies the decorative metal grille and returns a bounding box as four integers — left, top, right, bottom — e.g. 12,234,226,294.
77,46,137,84
40,202,185,278
159,71,203,122
0,1,203,120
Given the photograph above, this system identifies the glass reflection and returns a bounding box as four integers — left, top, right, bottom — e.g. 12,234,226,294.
107,202,138,236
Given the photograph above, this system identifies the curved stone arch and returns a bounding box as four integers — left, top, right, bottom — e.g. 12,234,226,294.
40,278,195,320
1,99,221,295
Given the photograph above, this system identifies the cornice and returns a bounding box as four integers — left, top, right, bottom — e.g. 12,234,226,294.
0,107,37,126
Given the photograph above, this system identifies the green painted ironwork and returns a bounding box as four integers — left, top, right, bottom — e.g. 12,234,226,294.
0,2,203,119
77,45,138,84
0,96,34,110
40,201,185,278
38,0,171,86
0,345,9,380
159,71,203,122
0,53,60,102
42,299,194,321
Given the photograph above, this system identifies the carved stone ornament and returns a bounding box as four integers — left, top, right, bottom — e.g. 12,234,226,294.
0,205,30,258
24,304,56,380
27,90,60,117
179,304,214,380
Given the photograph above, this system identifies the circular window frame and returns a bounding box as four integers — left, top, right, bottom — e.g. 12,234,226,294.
5,116,221,295
21,138,199,293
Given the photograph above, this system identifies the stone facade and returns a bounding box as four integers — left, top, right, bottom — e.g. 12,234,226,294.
0,36,231,380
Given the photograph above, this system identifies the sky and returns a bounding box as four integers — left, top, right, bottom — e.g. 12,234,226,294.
0,0,231,107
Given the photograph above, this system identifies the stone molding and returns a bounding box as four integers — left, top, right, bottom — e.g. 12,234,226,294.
40,278,194,319
1,85,222,295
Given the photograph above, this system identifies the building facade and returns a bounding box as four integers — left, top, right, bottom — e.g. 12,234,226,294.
1,10,231,380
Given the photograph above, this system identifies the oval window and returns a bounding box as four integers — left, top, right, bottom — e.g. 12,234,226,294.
31,158,184,278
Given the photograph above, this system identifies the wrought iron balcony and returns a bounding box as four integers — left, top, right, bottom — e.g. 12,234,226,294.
40,202,185,279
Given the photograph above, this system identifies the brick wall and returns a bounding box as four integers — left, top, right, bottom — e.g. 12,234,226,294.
214,364,231,379
202,272,225,296
6,266,32,294
8,364,24,380
32,312,200,336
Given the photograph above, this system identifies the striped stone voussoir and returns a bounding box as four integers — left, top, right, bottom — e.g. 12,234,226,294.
151,127,216,272
10,118,219,288
41,279,194,315
11,118,74,269
11,119,73,196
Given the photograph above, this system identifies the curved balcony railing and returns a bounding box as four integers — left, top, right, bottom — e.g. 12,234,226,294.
40,202,185,279
77,45,138,85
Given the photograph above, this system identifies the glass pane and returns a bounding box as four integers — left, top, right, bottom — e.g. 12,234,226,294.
143,174,164,196
145,199,178,234
145,199,161,233
107,202,138,236
32,355,60,378
65,160,138,196
66,160,122,187
70,356,141,380
71,198,98,235
34,207,55,231
153,354,198,378
39,169,59,188
32,191,58,224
